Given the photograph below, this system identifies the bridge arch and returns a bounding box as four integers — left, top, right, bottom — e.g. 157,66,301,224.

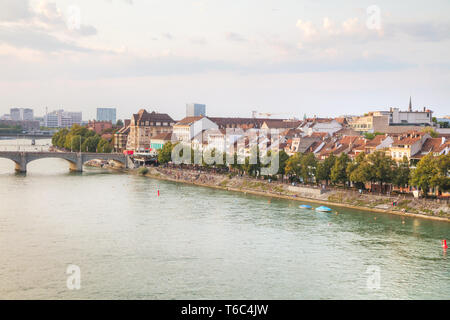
26,155,79,172
0,151,128,173
0,154,23,172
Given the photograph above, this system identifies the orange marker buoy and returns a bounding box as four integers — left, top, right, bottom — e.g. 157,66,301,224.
442,240,448,250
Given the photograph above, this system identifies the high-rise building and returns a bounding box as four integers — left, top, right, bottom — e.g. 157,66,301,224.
44,110,82,128
96,108,116,124
10,108,34,121
186,103,206,117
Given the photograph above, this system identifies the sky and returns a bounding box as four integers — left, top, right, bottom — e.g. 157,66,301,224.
0,0,449,121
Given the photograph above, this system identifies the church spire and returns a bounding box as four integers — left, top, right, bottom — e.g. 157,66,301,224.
408,96,412,112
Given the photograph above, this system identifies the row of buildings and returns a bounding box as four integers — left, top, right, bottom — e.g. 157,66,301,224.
0,107,118,131
113,100,449,163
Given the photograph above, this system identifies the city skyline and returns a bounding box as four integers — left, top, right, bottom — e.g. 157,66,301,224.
0,0,449,120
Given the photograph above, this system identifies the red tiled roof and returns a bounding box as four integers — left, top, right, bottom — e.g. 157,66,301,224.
151,132,173,141
263,120,302,129
208,117,285,129
175,116,205,125
392,136,421,146
420,137,449,153
132,109,174,123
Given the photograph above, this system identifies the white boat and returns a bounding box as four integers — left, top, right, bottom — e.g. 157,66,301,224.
315,206,332,213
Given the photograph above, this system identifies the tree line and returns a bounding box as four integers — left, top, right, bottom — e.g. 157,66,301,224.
157,142,449,197
52,124,113,153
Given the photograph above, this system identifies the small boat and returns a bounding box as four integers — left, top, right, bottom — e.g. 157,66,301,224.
299,204,312,209
315,206,332,213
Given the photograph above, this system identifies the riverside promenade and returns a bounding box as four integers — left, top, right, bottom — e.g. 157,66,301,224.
141,166,450,222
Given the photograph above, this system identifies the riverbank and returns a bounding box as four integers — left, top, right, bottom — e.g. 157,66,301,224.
137,166,450,223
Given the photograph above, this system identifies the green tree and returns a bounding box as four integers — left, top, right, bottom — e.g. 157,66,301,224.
65,135,83,152
410,153,436,196
363,132,383,140
366,151,395,190
300,153,317,184
158,141,175,164
393,156,410,188
116,119,124,127
431,153,450,194
421,127,438,138
230,152,244,174
285,153,303,179
276,150,290,175
52,128,68,148
69,124,89,137
349,159,374,190
347,153,372,189
316,154,336,185
82,135,101,152
242,146,262,177
97,138,112,153
331,153,350,186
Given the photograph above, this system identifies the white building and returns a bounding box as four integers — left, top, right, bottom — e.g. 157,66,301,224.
389,98,433,126
306,119,342,136
44,110,83,128
172,116,218,143
10,108,34,121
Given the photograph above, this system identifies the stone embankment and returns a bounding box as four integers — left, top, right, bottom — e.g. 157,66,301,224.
141,166,450,222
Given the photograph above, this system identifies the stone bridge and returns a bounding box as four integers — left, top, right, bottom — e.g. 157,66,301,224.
0,151,130,173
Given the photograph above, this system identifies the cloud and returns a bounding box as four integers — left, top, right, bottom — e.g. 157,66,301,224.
0,0,32,22
162,33,175,40
387,22,450,42
33,1,97,37
296,17,381,44
296,20,318,39
297,16,450,45
0,25,92,52
0,47,415,83
0,1,97,53
104,0,133,4
225,32,247,42
189,36,207,45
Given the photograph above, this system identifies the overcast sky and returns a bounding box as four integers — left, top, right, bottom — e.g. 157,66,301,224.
0,0,449,121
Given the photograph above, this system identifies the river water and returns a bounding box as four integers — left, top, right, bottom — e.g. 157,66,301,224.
0,138,449,299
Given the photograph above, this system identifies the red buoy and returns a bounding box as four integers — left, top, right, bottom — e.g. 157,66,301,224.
157,189,160,197
442,240,448,250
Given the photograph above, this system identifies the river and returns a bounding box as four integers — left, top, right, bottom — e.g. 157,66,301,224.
0,138,449,299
